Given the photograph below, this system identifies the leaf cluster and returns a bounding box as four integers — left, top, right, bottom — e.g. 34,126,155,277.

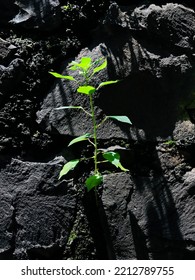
49,56,131,191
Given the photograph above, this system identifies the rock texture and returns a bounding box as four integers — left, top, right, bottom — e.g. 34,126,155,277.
0,157,77,259
37,3,195,140
0,0,61,31
102,146,195,259
1,1,195,260
102,173,135,259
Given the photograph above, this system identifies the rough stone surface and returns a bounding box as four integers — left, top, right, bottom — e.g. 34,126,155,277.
0,38,17,64
101,173,135,259
0,0,61,31
36,46,142,141
131,3,195,51
0,0,17,25
102,153,195,259
0,157,77,259
1,0,195,260
128,167,195,259
0,58,25,96
37,3,195,140
173,121,195,147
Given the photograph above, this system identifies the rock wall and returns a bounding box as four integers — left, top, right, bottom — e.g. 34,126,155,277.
1,0,195,259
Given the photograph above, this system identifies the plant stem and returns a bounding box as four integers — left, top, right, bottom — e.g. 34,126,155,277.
89,93,98,174
96,116,108,128
80,107,92,117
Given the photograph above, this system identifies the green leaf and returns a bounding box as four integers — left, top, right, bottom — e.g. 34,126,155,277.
68,133,91,147
107,115,132,125
164,140,176,146
69,57,92,71
85,174,103,191
117,162,129,172
49,72,75,80
79,57,92,71
77,86,96,95
103,151,119,168
54,106,83,110
63,5,72,11
98,80,119,89
63,5,69,10
59,159,79,179
93,59,107,75
69,61,79,71
103,152,129,172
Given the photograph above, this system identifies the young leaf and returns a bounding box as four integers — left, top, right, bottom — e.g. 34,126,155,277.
68,133,91,147
69,57,92,71
63,4,72,11
85,174,103,191
107,115,132,125
116,162,129,172
49,72,75,80
97,80,119,89
77,86,96,95
63,5,69,10
164,140,176,146
93,59,107,75
69,61,79,71
103,152,129,172
59,159,79,179
79,57,92,71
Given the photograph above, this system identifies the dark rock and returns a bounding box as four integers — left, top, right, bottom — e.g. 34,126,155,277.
101,163,195,259
129,168,195,259
173,121,195,147
0,58,25,100
172,121,195,166
101,173,136,259
2,0,195,261
0,0,61,31
0,157,77,259
36,46,140,140
37,3,195,140
0,38,17,64
0,0,17,25
131,3,195,51
0,57,24,79
116,0,195,10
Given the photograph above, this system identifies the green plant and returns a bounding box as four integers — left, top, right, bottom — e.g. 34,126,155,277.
164,140,176,147
63,4,74,11
49,57,131,191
